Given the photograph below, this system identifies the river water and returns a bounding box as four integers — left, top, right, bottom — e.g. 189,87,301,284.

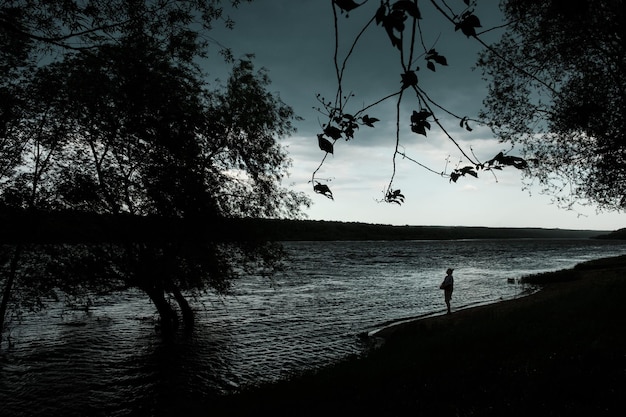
1,239,626,416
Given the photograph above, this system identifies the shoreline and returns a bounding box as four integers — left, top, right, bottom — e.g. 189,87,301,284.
365,287,542,340
212,254,626,416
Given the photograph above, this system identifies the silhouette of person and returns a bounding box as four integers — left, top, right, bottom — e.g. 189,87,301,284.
440,268,454,314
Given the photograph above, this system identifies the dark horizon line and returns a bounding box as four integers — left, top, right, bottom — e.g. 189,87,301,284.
0,209,619,243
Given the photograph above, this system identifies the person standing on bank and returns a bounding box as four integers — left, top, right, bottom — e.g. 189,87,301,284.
440,268,454,314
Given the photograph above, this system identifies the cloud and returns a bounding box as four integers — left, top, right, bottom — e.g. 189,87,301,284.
209,2,625,230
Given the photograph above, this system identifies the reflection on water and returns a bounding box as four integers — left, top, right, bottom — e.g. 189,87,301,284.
1,239,626,416
1,310,238,416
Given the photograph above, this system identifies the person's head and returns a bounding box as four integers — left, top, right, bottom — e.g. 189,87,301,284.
446,268,454,275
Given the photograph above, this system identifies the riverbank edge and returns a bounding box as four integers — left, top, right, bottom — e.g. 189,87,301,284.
210,254,626,416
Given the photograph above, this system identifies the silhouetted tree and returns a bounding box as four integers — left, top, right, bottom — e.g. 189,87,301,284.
477,0,626,211
0,0,309,341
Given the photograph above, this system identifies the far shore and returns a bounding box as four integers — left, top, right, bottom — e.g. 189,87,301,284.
1,210,613,243
208,254,626,416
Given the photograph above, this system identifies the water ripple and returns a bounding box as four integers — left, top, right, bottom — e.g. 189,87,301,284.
1,239,626,416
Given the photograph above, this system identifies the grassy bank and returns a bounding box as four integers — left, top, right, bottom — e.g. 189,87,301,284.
209,255,626,416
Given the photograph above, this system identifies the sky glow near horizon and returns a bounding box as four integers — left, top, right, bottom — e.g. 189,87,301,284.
211,1,625,231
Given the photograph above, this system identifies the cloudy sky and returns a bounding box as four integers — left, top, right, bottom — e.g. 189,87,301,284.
209,0,624,231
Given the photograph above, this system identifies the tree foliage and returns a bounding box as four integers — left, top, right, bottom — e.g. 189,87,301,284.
311,0,529,204
478,0,626,211
1,0,309,339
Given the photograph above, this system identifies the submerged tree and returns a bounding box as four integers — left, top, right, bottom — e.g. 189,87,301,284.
0,0,309,341
477,0,626,211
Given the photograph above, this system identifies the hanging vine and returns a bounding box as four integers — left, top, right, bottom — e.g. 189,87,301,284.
311,0,528,204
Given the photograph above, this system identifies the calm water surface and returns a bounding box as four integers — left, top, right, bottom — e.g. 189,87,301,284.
1,239,626,416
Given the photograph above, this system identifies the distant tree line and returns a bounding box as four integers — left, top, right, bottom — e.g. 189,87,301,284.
238,219,608,241
1,210,608,245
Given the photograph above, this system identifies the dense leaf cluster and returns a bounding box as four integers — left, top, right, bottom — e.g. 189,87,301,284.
478,0,626,211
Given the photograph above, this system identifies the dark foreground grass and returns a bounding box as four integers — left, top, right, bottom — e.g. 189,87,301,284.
209,255,626,417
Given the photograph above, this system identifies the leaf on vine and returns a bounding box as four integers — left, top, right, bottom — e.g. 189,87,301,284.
409,125,422,135
375,4,386,25
386,188,405,205
385,28,402,49
314,182,334,200
412,110,432,120
392,0,421,19
434,55,448,65
378,9,406,50
450,166,478,182
344,125,357,139
463,166,478,177
323,125,343,140
318,134,334,154
455,12,482,37
410,109,432,136
388,10,407,31
459,116,473,131
485,152,528,170
361,115,379,127
412,124,429,135
463,0,470,5
333,0,362,13
426,49,448,72
401,70,418,89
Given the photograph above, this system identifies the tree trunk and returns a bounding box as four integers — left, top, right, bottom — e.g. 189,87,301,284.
0,245,22,349
146,287,178,338
171,284,194,329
